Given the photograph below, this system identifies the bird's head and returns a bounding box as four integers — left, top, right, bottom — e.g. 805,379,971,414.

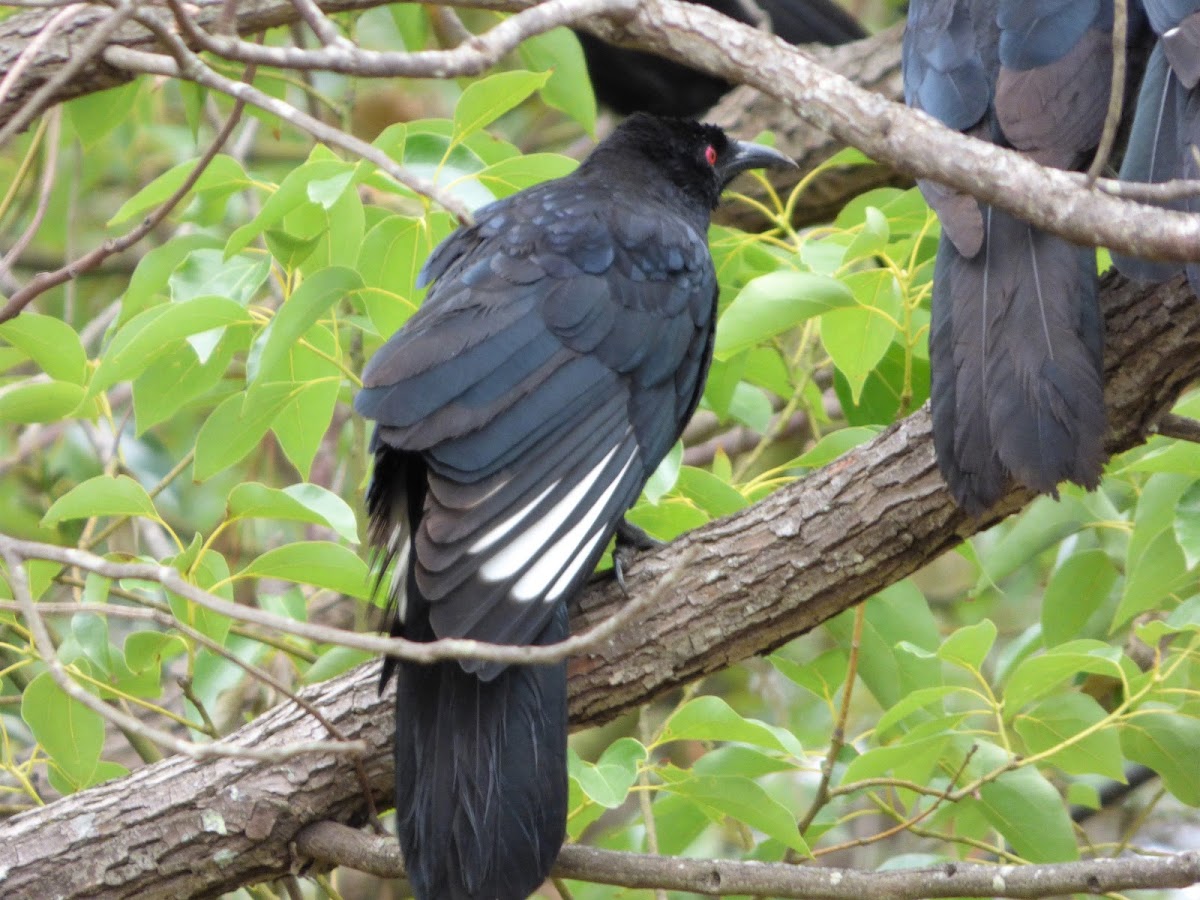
584,113,797,210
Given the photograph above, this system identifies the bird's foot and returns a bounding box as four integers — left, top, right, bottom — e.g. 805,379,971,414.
612,519,665,596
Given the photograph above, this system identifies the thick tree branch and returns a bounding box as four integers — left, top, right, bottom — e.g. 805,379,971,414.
2,272,1197,897
4,1,1200,260
296,821,1200,900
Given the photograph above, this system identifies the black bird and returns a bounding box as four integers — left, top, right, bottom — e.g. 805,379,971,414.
355,114,793,900
578,0,866,117
1113,0,1200,291
902,0,1113,513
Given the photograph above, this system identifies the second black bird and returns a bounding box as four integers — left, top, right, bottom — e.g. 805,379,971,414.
902,0,1113,513
355,114,793,900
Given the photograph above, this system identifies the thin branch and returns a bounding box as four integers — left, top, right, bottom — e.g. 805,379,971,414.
1086,0,1127,183
0,547,366,763
1153,413,1200,444
0,68,251,323
161,0,637,75
0,534,696,667
286,0,347,47
101,19,473,223
294,821,1200,899
0,107,61,279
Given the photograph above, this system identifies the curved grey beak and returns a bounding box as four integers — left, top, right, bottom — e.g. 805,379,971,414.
717,139,797,187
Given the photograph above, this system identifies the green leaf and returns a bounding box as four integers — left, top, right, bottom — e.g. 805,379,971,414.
569,738,646,808
193,383,295,481
21,672,104,791
769,650,847,704
170,249,272,308
714,271,853,360
124,631,187,672
226,160,358,256
1003,641,1128,714
875,685,970,738
0,313,88,384
1013,693,1123,779
0,380,84,423
1121,710,1200,805
792,427,879,468
973,749,1079,862
133,335,239,434
516,28,595,133
1174,482,1200,569
167,543,235,645
840,733,952,785
42,475,157,526
842,206,889,263
236,541,371,599
108,154,250,226
303,646,374,684
90,297,250,396
358,213,456,337
228,482,359,543
659,773,810,853
1117,473,1193,626
820,269,902,404
474,153,578,198
1042,549,1118,646
66,81,140,147
643,440,683,504
826,581,942,710
251,267,362,383
121,234,224,321
261,325,342,479
453,70,550,142
657,695,803,756
675,467,747,518
937,619,996,672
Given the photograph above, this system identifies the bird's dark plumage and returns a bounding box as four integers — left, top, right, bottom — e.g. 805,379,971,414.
578,0,866,117
356,114,793,900
1113,0,1200,291
903,0,1112,513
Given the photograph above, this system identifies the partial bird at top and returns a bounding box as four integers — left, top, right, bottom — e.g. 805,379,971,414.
902,0,1119,513
578,0,866,117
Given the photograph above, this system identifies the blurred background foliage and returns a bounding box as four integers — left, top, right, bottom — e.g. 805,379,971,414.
0,0,1198,898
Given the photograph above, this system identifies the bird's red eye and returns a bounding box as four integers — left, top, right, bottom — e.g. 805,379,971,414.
704,145,718,166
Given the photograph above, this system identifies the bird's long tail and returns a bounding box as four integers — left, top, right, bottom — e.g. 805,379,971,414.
392,579,569,900
930,205,1106,514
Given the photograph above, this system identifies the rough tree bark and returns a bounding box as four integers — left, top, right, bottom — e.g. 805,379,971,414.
1,273,1197,898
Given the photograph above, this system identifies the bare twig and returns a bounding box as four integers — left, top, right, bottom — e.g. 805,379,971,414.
160,0,637,75
1086,0,1127,183
0,547,367,763
294,820,1200,899
102,17,473,223
0,107,62,278
1153,413,1200,444
0,533,696,667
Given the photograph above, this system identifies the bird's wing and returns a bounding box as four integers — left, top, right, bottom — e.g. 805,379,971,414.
993,1,1111,168
903,0,997,256
356,186,715,675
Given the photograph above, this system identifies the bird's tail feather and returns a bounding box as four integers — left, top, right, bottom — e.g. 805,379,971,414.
393,583,569,900
931,206,1106,514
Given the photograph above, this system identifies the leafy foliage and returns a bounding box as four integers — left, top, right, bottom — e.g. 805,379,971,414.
0,6,1197,898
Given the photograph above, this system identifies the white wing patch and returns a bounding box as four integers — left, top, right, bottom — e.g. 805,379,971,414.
510,449,638,602
388,527,412,623
478,442,621,583
469,478,560,554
